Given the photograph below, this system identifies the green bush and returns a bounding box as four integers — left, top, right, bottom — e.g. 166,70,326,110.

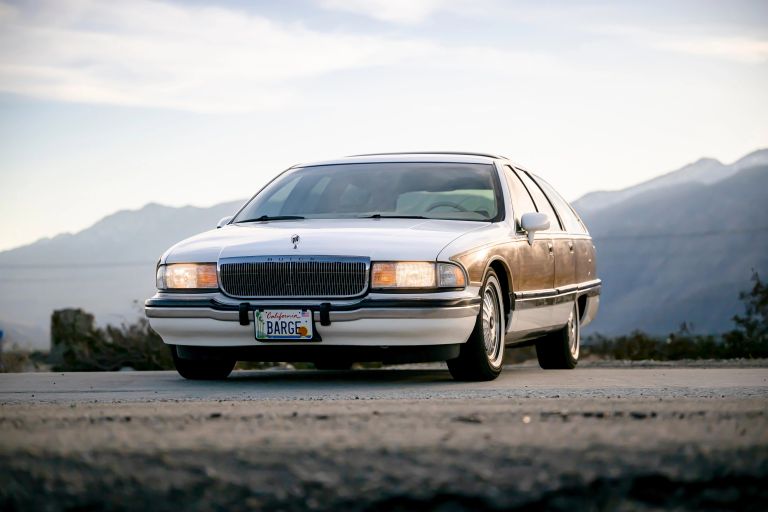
50,307,173,371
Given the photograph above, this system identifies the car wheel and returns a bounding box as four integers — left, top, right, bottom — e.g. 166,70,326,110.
535,301,580,369
447,269,505,381
171,346,235,380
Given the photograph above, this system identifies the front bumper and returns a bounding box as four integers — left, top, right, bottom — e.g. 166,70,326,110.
145,294,480,347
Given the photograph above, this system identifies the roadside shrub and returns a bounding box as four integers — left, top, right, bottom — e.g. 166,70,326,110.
0,348,48,373
0,350,30,372
50,307,173,371
583,328,723,361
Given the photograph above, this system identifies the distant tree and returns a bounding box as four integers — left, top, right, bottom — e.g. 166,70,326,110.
722,271,768,358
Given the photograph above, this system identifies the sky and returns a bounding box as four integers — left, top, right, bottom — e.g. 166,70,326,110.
0,0,766,252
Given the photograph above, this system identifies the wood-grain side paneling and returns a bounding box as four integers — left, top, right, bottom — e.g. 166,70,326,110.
452,237,554,292
574,238,597,284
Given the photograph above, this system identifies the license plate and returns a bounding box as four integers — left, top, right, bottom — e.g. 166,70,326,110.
254,309,314,341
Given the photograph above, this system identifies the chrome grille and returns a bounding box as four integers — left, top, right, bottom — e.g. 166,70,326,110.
219,256,369,298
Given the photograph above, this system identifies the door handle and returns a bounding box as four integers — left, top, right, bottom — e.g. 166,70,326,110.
568,241,574,253
547,242,553,255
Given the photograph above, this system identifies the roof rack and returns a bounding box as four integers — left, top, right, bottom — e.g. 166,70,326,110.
348,151,507,159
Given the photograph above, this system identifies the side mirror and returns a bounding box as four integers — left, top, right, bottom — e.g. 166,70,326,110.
217,216,233,229
520,212,550,245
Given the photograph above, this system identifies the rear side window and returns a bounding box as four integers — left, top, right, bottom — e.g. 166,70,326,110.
503,166,537,229
533,176,588,234
515,169,563,231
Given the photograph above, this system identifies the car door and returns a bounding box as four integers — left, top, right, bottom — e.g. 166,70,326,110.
524,172,580,292
500,166,558,339
514,168,575,290
502,166,555,293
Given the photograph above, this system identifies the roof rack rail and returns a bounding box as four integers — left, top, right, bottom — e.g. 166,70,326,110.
348,151,507,159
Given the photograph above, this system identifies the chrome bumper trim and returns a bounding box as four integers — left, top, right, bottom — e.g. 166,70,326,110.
326,305,479,322
145,304,480,322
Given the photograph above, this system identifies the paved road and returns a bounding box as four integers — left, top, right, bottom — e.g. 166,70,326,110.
2,367,767,511
2,366,767,403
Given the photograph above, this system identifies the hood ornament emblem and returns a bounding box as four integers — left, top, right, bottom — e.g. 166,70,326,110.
291,234,300,249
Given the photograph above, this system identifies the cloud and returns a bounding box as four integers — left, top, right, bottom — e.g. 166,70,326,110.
596,24,768,64
0,0,565,113
0,0,436,113
4,0,760,117
654,35,768,64
316,0,449,24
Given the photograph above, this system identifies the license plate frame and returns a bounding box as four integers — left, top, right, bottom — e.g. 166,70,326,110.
254,309,315,341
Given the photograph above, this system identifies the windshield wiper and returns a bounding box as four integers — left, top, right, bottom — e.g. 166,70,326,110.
361,214,430,219
236,215,305,223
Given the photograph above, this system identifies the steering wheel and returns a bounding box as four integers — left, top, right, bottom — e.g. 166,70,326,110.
426,201,470,212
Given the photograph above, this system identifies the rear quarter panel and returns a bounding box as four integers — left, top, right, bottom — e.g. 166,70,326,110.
574,237,597,284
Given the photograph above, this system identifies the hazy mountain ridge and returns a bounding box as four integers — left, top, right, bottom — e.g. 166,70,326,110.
0,200,246,349
573,148,768,215
578,163,768,335
0,200,245,266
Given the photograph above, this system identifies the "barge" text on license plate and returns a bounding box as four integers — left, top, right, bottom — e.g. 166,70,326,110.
254,309,313,341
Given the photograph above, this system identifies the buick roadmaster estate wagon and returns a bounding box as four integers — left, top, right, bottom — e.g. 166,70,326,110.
145,152,600,381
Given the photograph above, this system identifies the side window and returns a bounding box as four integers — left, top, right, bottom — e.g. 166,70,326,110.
515,169,563,231
534,176,588,234
503,165,536,230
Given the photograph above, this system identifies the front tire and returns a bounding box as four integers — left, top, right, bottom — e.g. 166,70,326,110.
448,270,506,381
171,346,235,380
535,302,580,369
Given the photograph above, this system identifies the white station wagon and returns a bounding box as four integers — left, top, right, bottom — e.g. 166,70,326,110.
145,152,600,381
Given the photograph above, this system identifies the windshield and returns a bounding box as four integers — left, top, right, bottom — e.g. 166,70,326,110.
234,162,501,223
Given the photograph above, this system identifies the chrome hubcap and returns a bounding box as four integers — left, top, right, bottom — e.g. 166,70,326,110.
568,306,580,359
482,283,501,359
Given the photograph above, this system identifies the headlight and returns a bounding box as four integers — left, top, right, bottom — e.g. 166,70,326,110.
156,263,218,290
371,262,466,290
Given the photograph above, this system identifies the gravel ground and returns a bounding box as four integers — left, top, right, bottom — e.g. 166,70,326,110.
1,367,767,511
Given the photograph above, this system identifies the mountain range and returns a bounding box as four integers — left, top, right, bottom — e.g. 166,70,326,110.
574,149,768,336
0,200,244,266
1,149,766,349
574,149,768,215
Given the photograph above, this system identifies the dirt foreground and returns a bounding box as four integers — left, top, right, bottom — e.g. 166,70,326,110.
1,367,767,511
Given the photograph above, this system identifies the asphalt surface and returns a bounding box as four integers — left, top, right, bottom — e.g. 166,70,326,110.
1,367,768,511
2,366,767,403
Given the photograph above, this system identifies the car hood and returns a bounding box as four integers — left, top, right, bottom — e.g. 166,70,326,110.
162,218,487,264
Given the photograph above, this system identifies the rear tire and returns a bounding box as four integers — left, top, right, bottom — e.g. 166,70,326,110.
171,346,235,380
447,270,506,381
535,302,580,369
